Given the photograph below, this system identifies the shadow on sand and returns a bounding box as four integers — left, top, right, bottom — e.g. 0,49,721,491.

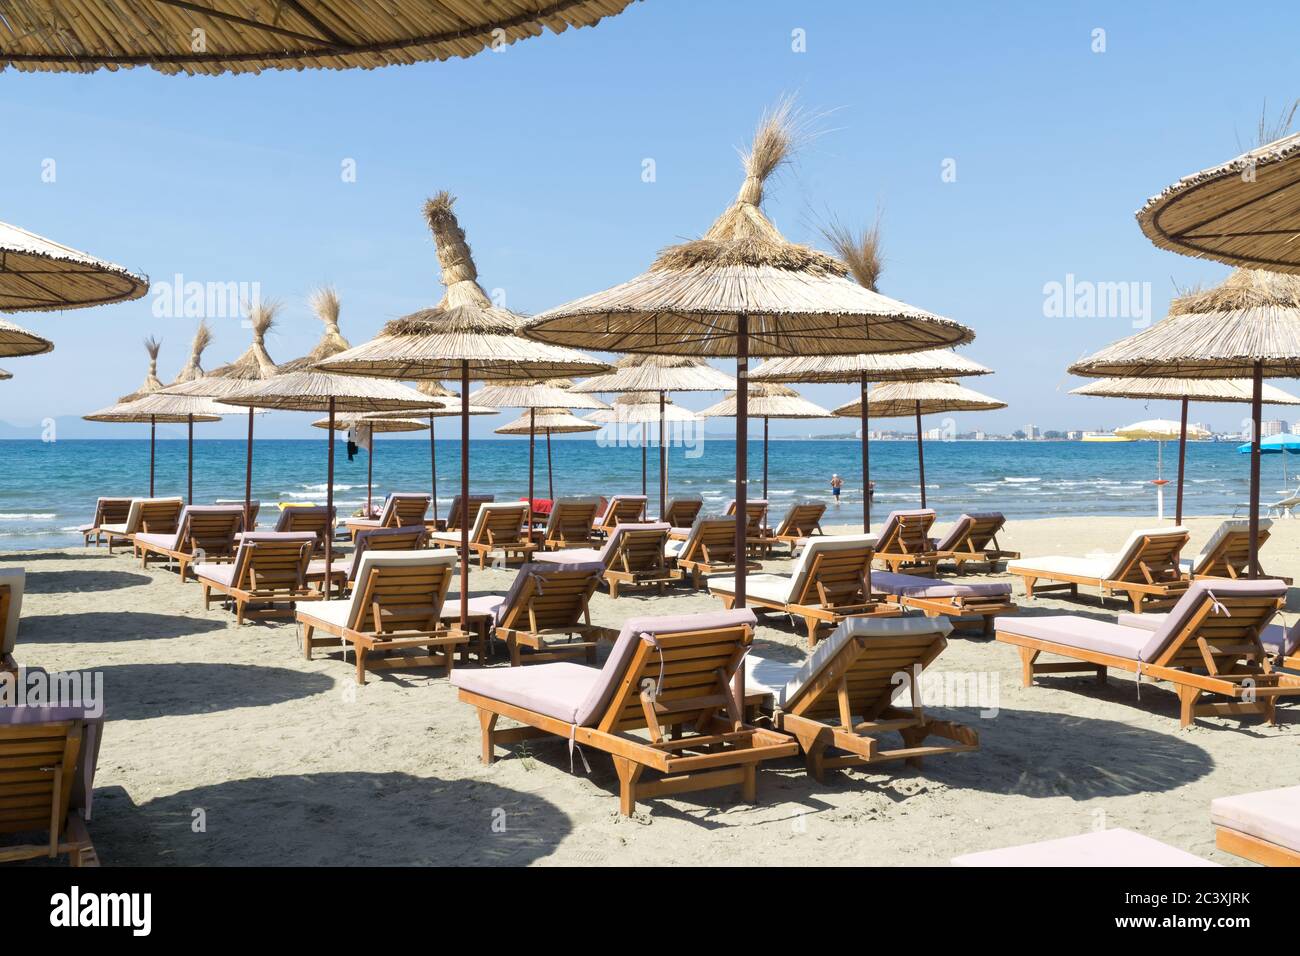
21,610,228,644
24,569,152,593
90,662,333,720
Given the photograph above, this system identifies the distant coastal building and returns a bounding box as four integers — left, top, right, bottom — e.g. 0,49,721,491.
1026,423,1039,440
1066,430,1082,440
1262,420,1289,437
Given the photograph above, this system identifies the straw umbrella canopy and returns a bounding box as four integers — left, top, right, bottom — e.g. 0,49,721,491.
584,392,700,498
1071,376,1300,522
316,193,611,632
0,369,10,380
1137,131,1300,274
85,339,178,497
1112,419,1213,520
0,220,147,311
698,383,832,499
571,354,734,516
468,379,607,508
0,317,53,358
117,337,164,403
523,103,973,635
1069,268,1300,574
170,321,213,385
495,408,600,500
0,2,639,76
313,413,428,516
836,380,1005,509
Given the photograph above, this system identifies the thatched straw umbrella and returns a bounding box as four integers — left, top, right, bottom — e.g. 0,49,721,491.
0,369,10,380
1137,131,1300,274
0,1,639,76
117,337,164,403
697,383,831,499
0,220,147,311
468,379,607,507
0,317,53,358
571,355,734,516
222,372,433,588
584,392,700,498
316,193,610,632
752,218,992,530
312,413,428,515
170,321,213,385
161,302,282,529
495,408,601,500
413,385,496,524
1069,269,1300,573
277,288,350,373
524,102,973,638
86,340,168,495
1071,376,1300,523
835,380,1005,509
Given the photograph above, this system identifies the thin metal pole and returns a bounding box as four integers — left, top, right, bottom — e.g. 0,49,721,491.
325,396,335,594
915,401,927,509
429,414,438,524
860,373,871,533
366,430,373,515
187,414,193,505
641,436,647,496
763,416,769,500
459,361,470,633
547,429,554,500
1250,362,1263,578
528,408,535,506
149,415,156,496
733,313,749,715
659,390,667,518
244,408,254,533
1175,397,1188,525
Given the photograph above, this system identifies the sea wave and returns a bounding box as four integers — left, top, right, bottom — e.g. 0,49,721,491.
0,513,57,520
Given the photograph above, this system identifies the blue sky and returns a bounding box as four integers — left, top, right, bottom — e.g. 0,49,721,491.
3,0,1300,439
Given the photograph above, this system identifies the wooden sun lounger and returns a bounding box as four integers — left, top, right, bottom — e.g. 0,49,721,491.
306,524,428,596
263,504,334,553
433,494,494,533
762,501,826,554
1008,526,1190,613
135,505,245,582
709,535,899,646
539,497,600,550
871,509,939,573
0,707,103,866
870,569,1017,637
667,516,761,589
996,580,1300,727
78,497,132,547
933,512,1019,572
1182,518,1290,583
429,501,536,568
593,495,647,538
0,569,23,678
744,616,978,782
724,497,770,556
298,550,468,683
453,608,800,816
195,531,322,624
345,492,431,539
536,523,681,597
98,496,184,555
1211,786,1300,866
661,496,702,529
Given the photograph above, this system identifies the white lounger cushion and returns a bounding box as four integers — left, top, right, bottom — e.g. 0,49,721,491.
1179,518,1271,574
1009,526,1187,582
0,567,24,657
745,615,951,709
952,828,1217,867
100,496,184,537
710,534,879,605
1210,786,1300,853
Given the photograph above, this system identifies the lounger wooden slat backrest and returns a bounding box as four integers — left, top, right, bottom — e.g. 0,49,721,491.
1146,587,1282,673
543,498,600,547
597,495,647,532
471,502,529,547
276,506,335,552
0,719,81,856
876,509,936,556
442,494,495,532
790,541,875,609
1190,520,1272,578
230,533,315,595
349,526,428,580
936,512,1006,553
347,550,457,635
183,507,244,560
662,497,703,528
725,498,769,537
92,497,132,529
1107,529,1189,587
0,569,24,674
496,564,604,635
135,498,183,535
606,524,672,576
374,493,431,528
680,517,740,565
772,502,826,539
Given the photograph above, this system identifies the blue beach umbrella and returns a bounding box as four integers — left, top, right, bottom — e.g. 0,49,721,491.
1238,432,1300,485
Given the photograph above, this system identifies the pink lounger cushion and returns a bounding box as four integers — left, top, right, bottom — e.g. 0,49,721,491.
1211,786,1300,853
535,522,671,569
952,828,1217,867
1118,611,1300,658
452,608,758,726
870,570,1010,600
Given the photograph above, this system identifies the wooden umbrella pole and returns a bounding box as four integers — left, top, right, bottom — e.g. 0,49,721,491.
366,432,373,515
733,313,748,715
915,401,926,510
763,415,769,500
459,361,470,633
429,414,438,524
244,408,254,533
547,428,554,500
325,396,335,595
1175,397,1188,525
528,408,535,513
860,373,870,533
659,390,667,518
149,415,156,496
1250,362,1263,578
187,414,193,505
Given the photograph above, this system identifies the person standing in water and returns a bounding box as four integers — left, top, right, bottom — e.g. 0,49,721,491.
830,473,843,506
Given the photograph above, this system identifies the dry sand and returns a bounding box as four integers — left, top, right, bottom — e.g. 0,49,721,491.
5,513,1298,866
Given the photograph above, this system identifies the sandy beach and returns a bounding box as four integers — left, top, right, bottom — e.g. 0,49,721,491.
6,512,1297,866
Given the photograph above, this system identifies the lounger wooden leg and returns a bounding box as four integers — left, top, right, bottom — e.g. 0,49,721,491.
692,568,702,589
508,635,521,667
235,600,246,626
354,645,367,685
805,741,828,783
1176,685,1199,729
805,617,818,648
613,756,644,817
740,762,757,803
302,624,315,660
609,580,619,599
202,585,212,610
718,594,735,611
900,726,926,769
1018,646,1039,686
1020,576,1036,600
478,710,499,764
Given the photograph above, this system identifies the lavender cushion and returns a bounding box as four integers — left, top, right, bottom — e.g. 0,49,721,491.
871,569,1010,599
135,531,181,551
193,563,236,588
1138,580,1286,661
952,829,1216,867
1211,786,1300,853
996,615,1150,660
451,662,604,723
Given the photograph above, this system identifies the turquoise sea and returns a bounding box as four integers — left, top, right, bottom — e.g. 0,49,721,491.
0,437,1282,551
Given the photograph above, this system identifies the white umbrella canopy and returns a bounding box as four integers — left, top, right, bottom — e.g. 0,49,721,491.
315,193,612,632
1114,419,1212,520
0,317,53,358
0,219,147,311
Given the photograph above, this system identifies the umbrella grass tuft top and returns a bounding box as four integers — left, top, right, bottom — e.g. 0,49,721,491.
698,382,832,420
117,337,164,404
1070,376,1300,404
0,317,54,358
0,220,147,311
1137,130,1300,274
278,287,351,372
316,193,609,382
0,0,639,76
1068,269,1300,379
835,379,1006,418
523,101,973,357
163,302,282,398
496,408,601,435
571,353,736,393
170,321,213,385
